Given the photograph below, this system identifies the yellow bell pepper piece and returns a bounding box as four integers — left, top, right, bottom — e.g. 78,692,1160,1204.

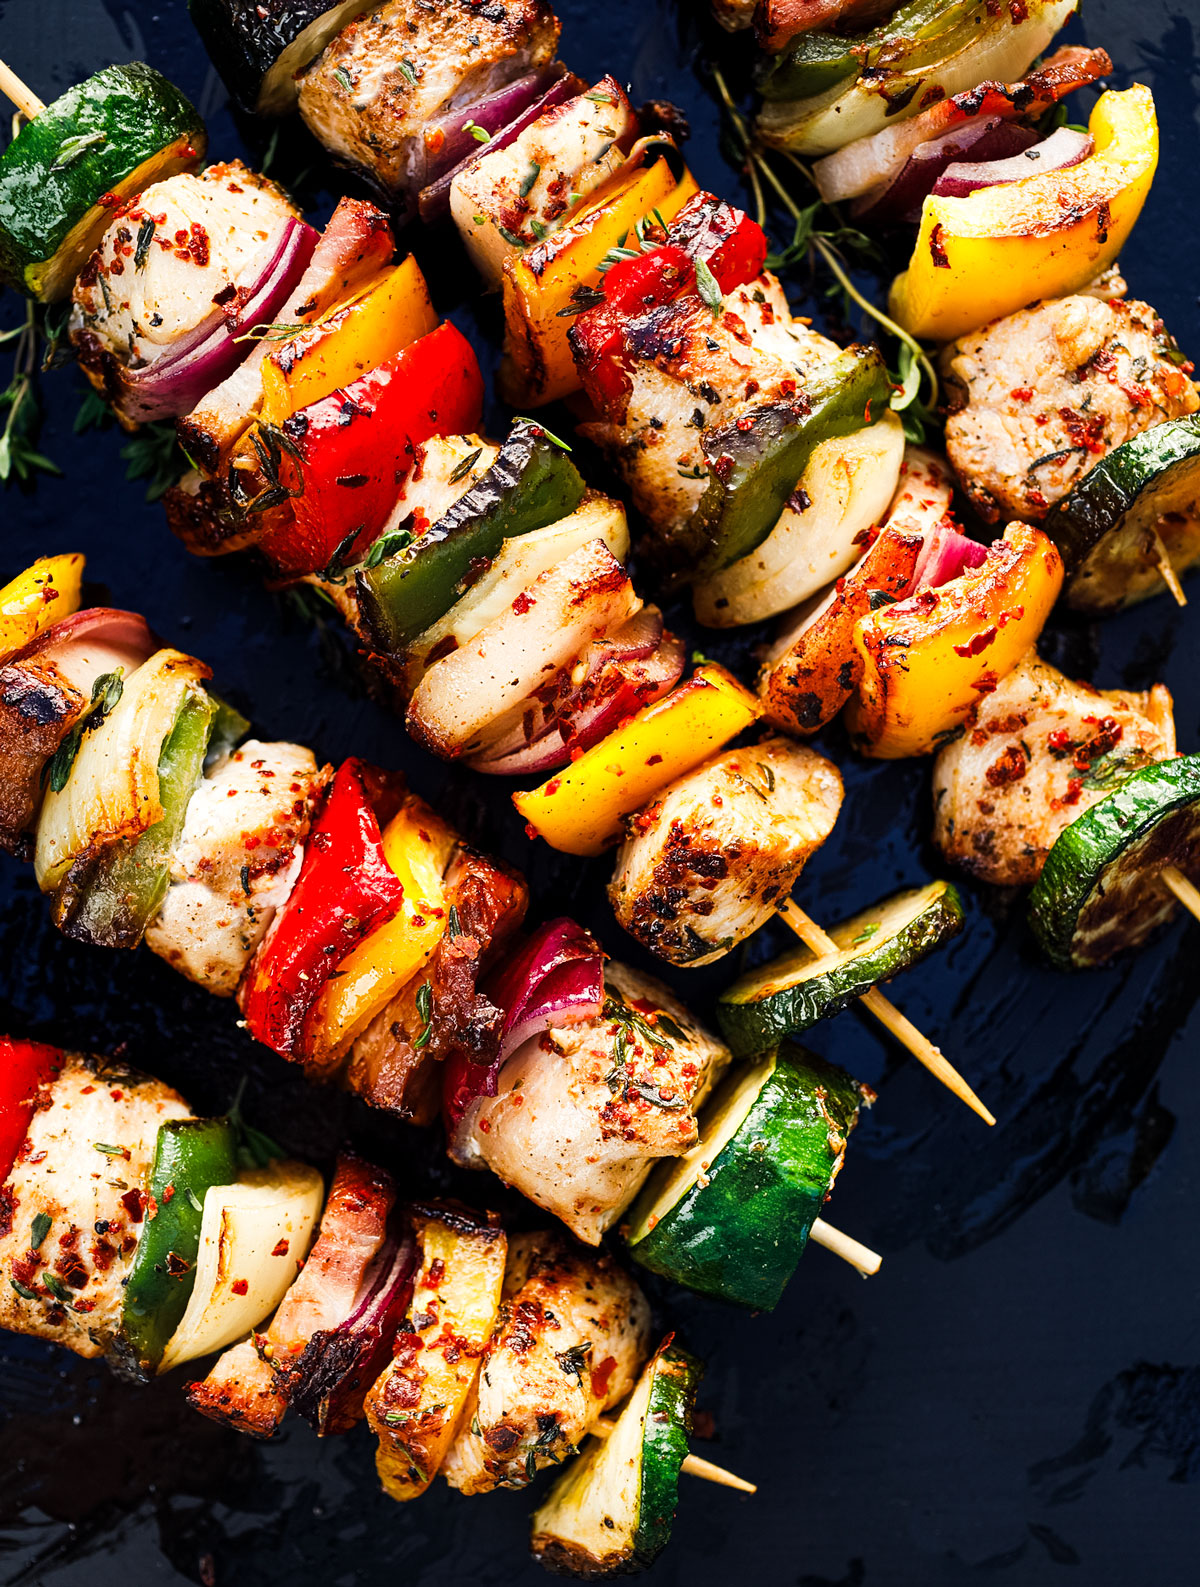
844,523,1064,759
305,795,458,1066
0,554,84,664
260,255,438,426
501,142,698,407
889,85,1159,342
514,664,760,856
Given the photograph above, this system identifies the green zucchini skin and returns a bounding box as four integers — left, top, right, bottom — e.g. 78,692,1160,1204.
1029,755,1200,969
0,64,205,300
632,1345,703,1567
717,881,964,1058
530,1342,703,1576
1044,417,1200,612
627,1047,865,1311
189,0,374,114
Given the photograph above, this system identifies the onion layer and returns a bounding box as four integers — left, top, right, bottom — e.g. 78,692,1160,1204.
931,126,1094,199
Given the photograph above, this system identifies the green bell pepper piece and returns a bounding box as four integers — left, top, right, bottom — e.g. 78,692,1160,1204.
119,1116,238,1377
66,686,216,950
757,0,982,103
684,345,893,577
355,422,587,656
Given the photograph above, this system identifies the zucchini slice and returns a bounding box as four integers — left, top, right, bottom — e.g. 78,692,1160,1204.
530,1340,702,1577
0,63,205,301
189,1,374,115
1045,417,1200,612
716,880,964,1058
626,1046,865,1310
1028,755,1200,968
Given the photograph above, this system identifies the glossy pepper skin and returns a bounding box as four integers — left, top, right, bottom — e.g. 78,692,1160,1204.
239,759,407,1068
117,1116,238,1379
569,192,769,414
258,322,485,578
0,1037,65,1184
355,422,587,657
844,522,1065,758
889,86,1159,342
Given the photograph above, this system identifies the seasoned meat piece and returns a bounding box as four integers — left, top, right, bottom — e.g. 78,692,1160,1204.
187,1153,396,1438
451,76,636,286
932,652,1176,887
455,963,729,1244
441,1230,651,1494
578,271,842,560
713,0,755,28
610,736,843,965
71,163,297,374
297,0,560,203
942,295,1199,523
755,0,888,50
347,845,529,1123
145,740,328,996
0,1056,190,1359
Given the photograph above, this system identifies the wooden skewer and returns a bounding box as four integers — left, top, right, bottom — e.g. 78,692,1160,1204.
776,897,996,1127
1150,527,1187,608
809,1216,881,1277
1162,864,1200,923
0,59,44,121
592,1418,757,1493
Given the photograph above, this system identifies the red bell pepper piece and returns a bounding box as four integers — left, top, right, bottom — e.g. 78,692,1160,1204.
0,1037,65,1185
570,192,767,416
239,760,407,1064
259,320,485,578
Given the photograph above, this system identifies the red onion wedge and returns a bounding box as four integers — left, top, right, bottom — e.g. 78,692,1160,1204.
117,217,319,425
910,519,988,594
467,619,686,776
288,1226,417,1438
442,918,604,1131
16,607,157,683
418,68,583,222
813,45,1112,206
852,118,1039,223
931,126,1094,200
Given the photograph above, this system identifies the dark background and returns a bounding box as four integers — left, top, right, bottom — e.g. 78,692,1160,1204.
1,1,1199,1582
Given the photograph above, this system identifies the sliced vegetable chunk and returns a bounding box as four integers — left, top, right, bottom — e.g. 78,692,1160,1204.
118,1116,238,1378
1028,755,1200,968
0,554,84,663
717,881,964,1056
531,1340,703,1576
0,63,205,299
626,1045,866,1309
1045,417,1200,612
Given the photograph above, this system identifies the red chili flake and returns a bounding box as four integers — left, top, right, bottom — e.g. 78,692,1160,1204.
271,1238,290,1257
985,745,1028,787
646,753,663,765
954,626,997,658
543,778,561,796
1009,387,1034,402
929,224,950,269
79,1085,95,1096
109,1089,124,1102
512,591,535,614
428,1257,446,1287
162,1183,176,1204
120,1188,148,1223
590,1356,618,1399
478,1117,491,1134
1026,489,1048,508
231,1278,249,1296
1009,0,1029,20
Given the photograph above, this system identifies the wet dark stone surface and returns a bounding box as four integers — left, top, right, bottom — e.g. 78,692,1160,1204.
1,1,1199,1583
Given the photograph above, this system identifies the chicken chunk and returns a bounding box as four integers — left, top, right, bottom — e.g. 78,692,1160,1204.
145,740,328,995
610,736,844,965
451,76,636,288
441,1230,651,1494
187,1153,396,1438
932,652,1176,887
0,1056,190,1359
71,163,297,373
942,295,1199,524
455,963,729,1244
579,271,842,561
297,0,560,204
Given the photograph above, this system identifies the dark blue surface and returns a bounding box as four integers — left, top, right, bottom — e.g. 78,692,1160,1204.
1,1,1199,1583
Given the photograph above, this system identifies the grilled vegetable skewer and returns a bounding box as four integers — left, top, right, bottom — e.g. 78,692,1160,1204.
0,1036,749,1576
